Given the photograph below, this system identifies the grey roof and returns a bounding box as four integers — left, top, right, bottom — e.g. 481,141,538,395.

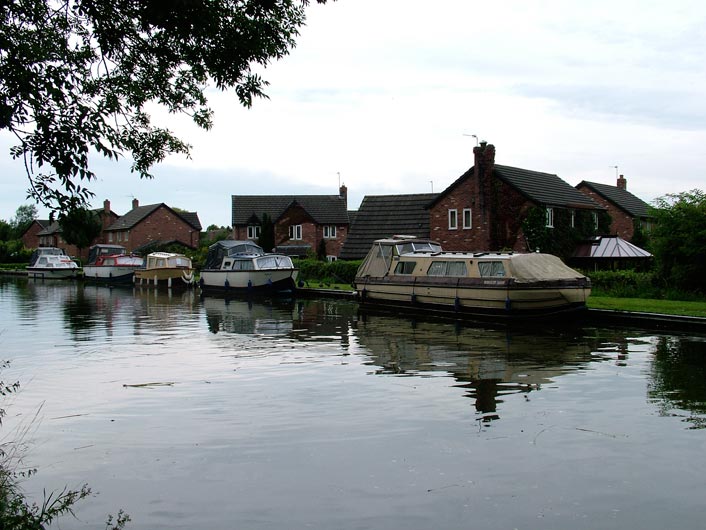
37,220,60,236
572,236,652,259
107,203,201,231
577,181,651,218
429,165,602,210
339,193,437,260
494,165,601,209
231,195,349,226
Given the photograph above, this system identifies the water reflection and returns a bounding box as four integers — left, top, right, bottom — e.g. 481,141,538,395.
649,335,706,428
355,312,615,421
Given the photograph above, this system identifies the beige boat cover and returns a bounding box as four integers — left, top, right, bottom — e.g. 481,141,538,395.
508,253,586,282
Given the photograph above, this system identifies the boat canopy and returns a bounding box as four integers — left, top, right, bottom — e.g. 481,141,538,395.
29,247,66,266
508,253,586,282
204,240,264,269
356,238,442,278
87,244,128,265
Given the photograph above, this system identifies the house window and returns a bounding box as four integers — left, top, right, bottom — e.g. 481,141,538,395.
247,225,261,239
463,208,472,229
448,209,458,230
592,212,598,230
108,232,114,242
289,224,302,240
570,210,576,228
124,230,129,242
117,232,122,242
546,207,554,228
323,225,336,239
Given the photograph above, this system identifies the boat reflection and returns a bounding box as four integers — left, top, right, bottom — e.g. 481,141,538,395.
353,311,608,421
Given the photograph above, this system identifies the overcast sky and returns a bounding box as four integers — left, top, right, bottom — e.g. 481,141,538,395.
2,0,706,229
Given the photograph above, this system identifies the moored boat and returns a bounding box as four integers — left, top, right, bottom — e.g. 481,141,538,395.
354,236,591,320
83,244,144,284
198,240,298,295
134,252,195,288
26,247,81,279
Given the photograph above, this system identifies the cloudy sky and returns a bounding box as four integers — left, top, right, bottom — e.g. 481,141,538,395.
2,0,706,229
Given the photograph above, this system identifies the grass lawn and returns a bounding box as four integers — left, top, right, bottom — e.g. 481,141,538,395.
588,296,706,318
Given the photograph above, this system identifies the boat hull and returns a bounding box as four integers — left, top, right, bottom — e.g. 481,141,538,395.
134,268,195,288
83,266,141,284
27,267,80,280
199,269,299,294
356,276,590,320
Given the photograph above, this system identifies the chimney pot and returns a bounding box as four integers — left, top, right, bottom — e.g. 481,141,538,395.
617,174,627,190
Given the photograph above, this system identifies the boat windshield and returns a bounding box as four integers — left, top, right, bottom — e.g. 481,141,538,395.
255,255,294,269
396,241,442,254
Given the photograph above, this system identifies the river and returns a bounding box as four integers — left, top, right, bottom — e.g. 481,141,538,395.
1,277,706,529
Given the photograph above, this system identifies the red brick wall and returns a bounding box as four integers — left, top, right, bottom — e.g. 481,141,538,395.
429,143,532,252
576,184,634,239
116,206,200,252
21,221,45,249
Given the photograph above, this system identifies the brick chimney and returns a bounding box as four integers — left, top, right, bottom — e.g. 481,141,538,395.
339,184,348,207
132,197,139,209
103,199,111,214
617,174,627,190
472,141,496,216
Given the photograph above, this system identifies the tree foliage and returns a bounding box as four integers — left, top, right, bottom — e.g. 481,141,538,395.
57,206,103,251
258,213,274,252
521,206,608,259
649,189,706,293
1,0,327,213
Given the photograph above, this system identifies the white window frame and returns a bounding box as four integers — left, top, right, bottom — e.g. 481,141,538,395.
247,225,261,240
546,207,554,228
124,230,129,242
289,224,302,240
108,232,114,242
570,210,575,228
592,212,598,230
448,209,458,230
462,208,472,229
323,225,336,239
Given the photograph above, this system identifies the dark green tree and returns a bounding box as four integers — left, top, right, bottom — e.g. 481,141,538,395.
258,213,275,252
649,190,706,293
1,0,328,213
316,237,327,260
57,207,103,253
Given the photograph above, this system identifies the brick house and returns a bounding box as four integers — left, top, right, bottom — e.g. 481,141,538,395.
576,176,652,242
34,200,120,259
339,193,437,260
231,186,350,259
20,219,51,249
104,198,202,252
427,142,603,252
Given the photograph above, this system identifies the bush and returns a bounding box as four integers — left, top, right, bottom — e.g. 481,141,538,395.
586,269,703,301
294,259,361,286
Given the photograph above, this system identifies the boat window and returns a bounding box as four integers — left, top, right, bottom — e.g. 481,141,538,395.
174,257,190,267
222,259,233,269
233,260,255,270
478,261,506,277
376,244,392,258
104,258,115,266
427,261,468,276
394,261,416,275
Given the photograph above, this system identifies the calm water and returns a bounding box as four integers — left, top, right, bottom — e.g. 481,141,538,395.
1,277,706,529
